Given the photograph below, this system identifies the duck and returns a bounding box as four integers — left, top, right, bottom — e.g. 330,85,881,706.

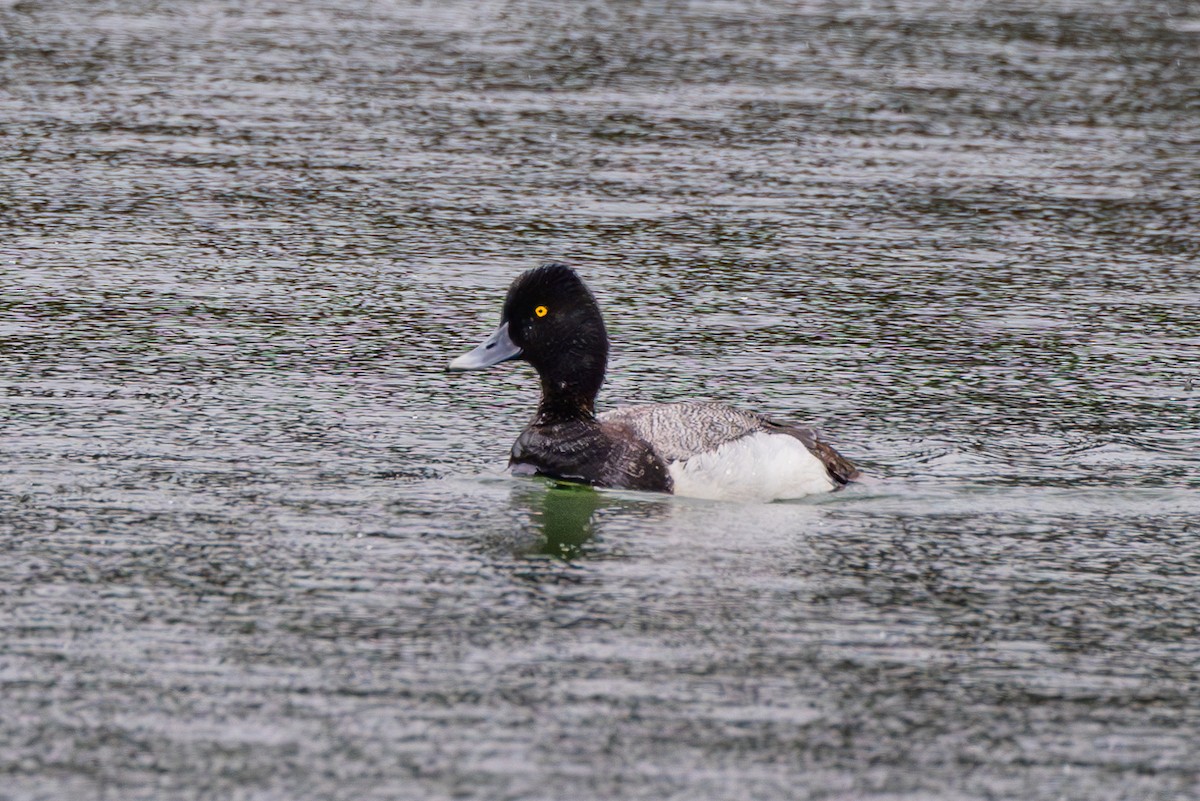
447,262,859,502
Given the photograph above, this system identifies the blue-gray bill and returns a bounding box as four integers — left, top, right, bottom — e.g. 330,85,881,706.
447,321,523,371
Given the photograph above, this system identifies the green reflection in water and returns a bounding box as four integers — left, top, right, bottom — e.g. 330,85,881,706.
531,481,606,560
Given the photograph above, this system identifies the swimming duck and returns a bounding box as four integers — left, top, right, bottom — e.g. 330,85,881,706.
448,262,859,501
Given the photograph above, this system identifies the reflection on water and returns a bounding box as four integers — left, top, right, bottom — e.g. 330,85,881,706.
529,482,604,560
2,0,1198,799
499,479,673,560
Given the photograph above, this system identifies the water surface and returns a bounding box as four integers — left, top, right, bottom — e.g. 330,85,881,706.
2,1,1198,799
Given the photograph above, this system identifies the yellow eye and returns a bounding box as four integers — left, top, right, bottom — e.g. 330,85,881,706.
534,305,548,318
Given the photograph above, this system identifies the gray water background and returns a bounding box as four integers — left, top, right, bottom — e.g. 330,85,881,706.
2,1,1199,799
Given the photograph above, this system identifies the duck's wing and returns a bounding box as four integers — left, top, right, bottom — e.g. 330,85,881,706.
763,421,861,486
598,402,771,462
599,402,859,486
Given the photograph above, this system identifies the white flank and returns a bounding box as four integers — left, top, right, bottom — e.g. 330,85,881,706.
666,431,836,502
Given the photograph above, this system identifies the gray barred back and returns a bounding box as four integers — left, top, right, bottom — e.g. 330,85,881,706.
598,402,773,462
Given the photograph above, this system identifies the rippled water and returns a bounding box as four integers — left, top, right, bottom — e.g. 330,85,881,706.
2,1,1198,799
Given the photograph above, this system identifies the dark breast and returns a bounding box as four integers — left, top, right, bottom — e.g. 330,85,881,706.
510,419,672,493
